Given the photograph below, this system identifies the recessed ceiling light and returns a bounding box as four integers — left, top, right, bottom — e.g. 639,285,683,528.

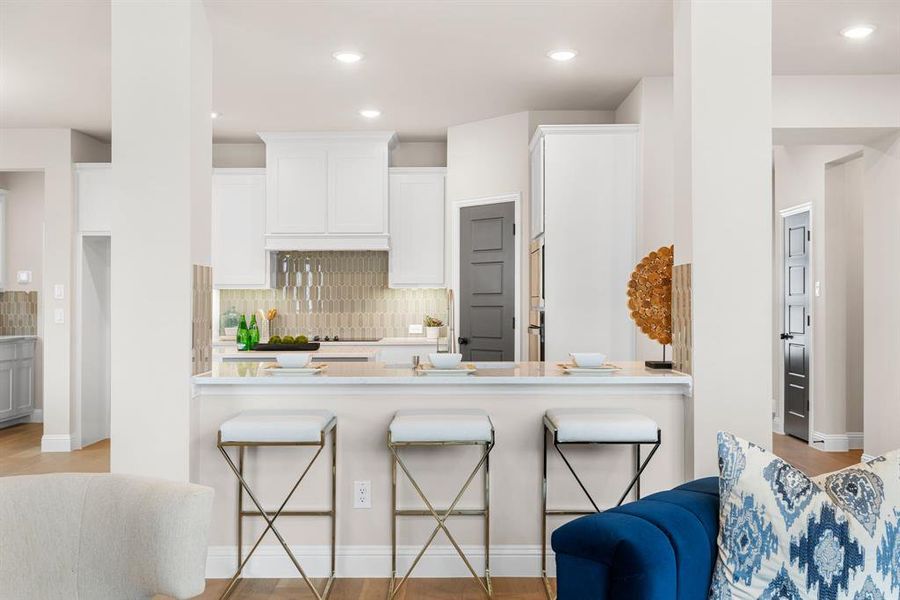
548,49,577,62
210,111,221,119
359,109,381,119
333,51,364,63
841,24,876,39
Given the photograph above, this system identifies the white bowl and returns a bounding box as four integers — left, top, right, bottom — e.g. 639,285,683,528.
569,353,607,368
429,353,462,369
276,353,312,368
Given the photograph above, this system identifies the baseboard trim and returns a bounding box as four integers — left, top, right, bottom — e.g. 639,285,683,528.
41,434,72,453
29,409,43,423
862,453,877,463
206,544,554,579
772,415,784,435
811,431,864,453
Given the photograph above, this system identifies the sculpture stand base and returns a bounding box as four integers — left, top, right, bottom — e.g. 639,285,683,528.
645,360,673,370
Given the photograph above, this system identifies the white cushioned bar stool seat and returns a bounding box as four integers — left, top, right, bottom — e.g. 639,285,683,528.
389,409,493,443
545,408,659,443
220,409,335,443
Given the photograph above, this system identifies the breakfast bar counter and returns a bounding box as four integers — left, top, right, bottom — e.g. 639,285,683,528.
190,362,692,578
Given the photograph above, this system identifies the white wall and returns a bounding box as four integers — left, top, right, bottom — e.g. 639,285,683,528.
774,75,900,131
212,142,265,168
0,171,44,293
863,132,900,458
615,78,675,362
390,141,447,167
823,157,864,437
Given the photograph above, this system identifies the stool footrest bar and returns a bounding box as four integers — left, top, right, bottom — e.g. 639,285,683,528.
240,510,334,517
395,509,486,517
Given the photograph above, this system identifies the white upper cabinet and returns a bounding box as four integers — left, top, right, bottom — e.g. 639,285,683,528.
328,144,387,233
266,148,328,234
388,168,446,288
212,169,268,289
259,132,395,250
75,163,113,234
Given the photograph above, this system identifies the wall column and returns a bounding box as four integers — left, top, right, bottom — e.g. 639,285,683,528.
674,0,773,476
110,1,211,480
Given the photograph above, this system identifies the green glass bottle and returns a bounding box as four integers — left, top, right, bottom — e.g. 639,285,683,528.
236,315,249,351
248,314,260,349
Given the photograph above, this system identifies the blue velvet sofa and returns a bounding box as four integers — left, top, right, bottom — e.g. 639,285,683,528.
551,477,720,600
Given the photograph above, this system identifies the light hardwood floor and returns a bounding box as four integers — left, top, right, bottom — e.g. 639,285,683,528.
0,423,109,476
1,423,865,599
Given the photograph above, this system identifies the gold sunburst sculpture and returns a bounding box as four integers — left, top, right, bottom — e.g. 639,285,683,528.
627,245,673,345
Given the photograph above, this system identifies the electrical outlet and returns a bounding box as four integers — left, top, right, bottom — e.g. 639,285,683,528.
353,480,371,509
409,323,423,335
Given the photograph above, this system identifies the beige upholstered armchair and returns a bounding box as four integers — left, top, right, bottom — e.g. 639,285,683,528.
0,473,214,600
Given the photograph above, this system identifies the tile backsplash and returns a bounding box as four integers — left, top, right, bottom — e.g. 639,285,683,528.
193,265,213,375
0,291,38,335
220,251,448,339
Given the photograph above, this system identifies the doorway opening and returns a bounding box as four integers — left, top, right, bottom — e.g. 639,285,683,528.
77,235,111,448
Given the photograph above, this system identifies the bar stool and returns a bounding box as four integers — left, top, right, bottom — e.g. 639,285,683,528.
217,409,337,600
388,409,495,599
541,408,661,599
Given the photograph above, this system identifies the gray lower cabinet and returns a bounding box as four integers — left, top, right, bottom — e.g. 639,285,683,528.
0,339,35,424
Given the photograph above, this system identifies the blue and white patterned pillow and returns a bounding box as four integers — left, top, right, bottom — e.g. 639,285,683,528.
711,432,900,599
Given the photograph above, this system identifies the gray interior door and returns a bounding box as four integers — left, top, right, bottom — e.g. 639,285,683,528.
783,211,810,441
459,202,515,361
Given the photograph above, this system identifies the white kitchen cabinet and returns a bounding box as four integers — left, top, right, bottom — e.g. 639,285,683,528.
266,147,328,234
75,163,113,234
532,124,639,363
529,136,545,239
212,169,268,288
0,339,36,426
329,145,387,234
388,168,446,288
259,132,395,250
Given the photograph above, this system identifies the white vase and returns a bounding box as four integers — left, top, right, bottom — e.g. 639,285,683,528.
425,326,444,340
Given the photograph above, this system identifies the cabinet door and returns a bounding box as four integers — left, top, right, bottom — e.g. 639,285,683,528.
328,145,387,233
530,138,545,239
77,165,114,233
12,358,34,416
212,171,268,288
388,171,445,287
267,148,328,234
0,362,14,422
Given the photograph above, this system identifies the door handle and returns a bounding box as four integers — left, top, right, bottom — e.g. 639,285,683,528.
780,333,794,340
458,337,469,346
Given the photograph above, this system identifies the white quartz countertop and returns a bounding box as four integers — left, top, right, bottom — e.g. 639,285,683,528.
193,361,692,389
216,350,378,360
214,337,436,347
0,335,37,342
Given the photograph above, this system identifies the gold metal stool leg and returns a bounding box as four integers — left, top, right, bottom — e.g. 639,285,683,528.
217,423,337,600
387,435,495,599
540,421,663,600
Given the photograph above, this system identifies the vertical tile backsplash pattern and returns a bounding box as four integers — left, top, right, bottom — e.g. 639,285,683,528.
220,252,448,339
192,265,213,374
672,263,692,374
0,292,38,335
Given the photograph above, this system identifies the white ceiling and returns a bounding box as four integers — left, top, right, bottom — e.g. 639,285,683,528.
1,0,898,142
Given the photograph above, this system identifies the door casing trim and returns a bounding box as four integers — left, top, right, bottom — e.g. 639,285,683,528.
777,203,814,447
450,193,522,362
